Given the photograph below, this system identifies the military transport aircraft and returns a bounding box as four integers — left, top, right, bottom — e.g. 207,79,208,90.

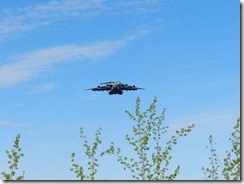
85,81,144,95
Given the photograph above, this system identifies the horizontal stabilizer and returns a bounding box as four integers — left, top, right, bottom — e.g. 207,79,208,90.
100,81,113,84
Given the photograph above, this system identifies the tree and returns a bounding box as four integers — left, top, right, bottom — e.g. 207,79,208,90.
1,134,25,180
202,135,221,180
202,118,240,180
107,97,195,180
70,127,105,180
223,117,240,180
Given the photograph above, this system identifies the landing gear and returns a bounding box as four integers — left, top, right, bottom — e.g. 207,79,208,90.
108,91,123,95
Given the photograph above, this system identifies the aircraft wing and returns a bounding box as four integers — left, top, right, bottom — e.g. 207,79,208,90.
121,85,144,91
85,86,111,91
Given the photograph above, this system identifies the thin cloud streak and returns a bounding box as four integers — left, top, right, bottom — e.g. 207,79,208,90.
0,0,164,40
0,120,29,127
0,37,131,88
29,82,57,94
170,112,237,128
79,93,102,100
0,0,104,39
168,112,239,137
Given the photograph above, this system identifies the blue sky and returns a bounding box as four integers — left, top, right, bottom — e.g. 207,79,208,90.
0,0,240,180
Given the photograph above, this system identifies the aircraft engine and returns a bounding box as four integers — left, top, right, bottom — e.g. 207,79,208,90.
125,84,128,87
98,85,101,88
133,85,135,88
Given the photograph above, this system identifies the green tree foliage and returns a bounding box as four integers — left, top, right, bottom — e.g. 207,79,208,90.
1,134,25,180
202,135,221,180
202,118,240,180
107,97,195,180
223,117,240,180
70,127,105,180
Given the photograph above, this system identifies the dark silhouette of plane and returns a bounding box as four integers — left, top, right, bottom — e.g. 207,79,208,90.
85,81,144,95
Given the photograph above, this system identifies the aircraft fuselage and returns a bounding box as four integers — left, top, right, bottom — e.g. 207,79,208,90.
109,81,123,95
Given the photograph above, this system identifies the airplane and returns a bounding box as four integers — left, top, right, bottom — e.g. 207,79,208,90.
85,81,144,95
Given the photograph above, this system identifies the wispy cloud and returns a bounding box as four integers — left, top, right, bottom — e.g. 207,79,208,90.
0,0,164,40
29,82,57,94
0,0,157,88
0,37,132,88
171,113,233,125
168,112,239,136
79,93,102,100
0,120,29,127
0,0,104,40
25,131,38,137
